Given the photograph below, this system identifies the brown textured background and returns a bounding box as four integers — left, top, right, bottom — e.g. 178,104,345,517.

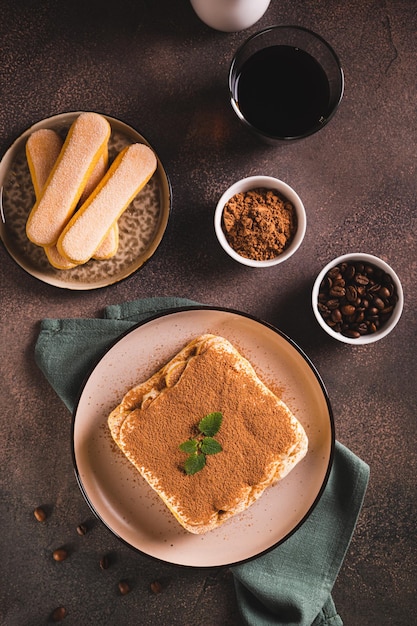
0,1,416,624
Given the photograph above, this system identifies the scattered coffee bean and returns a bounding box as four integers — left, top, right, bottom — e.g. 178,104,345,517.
76,523,88,536
52,548,68,562
118,580,130,595
99,555,109,570
34,507,46,522
318,260,398,338
51,606,67,621
150,580,163,594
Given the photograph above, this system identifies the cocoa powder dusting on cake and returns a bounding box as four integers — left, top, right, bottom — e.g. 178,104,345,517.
222,187,297,260
120,345,297,525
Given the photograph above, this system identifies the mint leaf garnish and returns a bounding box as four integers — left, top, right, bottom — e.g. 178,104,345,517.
199,412,223,437
201,437,222,455
184,453,206,475
179,439,198,454
180,412,223,475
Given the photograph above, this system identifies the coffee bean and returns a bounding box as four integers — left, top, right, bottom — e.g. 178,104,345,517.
118,580,130,595
322,276,332,290
379,286,391,298
326,298,340,310
373,297,385,310
329,285,346,297
76,523,88,536
342,328,360,339
381,305,394,315
331,309,342,323
344,264,356,280
328,267,341,279
340,304,356,316
150,580,163,594
99,555,109,570
355,311,365,323
354,274,369,285
53,548,68,562
51,606,67,622
345,286,357,302
318,302,330,316
34,507,46,522
317,260,398,339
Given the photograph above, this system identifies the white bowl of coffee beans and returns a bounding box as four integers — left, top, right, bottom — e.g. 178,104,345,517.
312,253,403,344
214,176,306,267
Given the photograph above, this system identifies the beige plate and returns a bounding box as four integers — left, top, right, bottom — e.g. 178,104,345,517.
72,308,335,567
0,111,171,290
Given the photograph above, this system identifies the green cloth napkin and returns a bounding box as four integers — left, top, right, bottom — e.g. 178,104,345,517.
35,297,201,412
34,297,369,626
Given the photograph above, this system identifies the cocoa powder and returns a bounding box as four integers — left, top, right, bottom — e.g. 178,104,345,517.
121,342,298,526
222,187,297,260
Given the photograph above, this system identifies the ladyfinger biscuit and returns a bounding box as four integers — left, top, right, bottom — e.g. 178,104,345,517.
79,151,108,205
92,221,119,260
78,151,121,260
25,125,117,268
47,155,115,266
26,129,64,199
26,129,76,269
57,143,157,264
26,112,111,246
44,244,78,270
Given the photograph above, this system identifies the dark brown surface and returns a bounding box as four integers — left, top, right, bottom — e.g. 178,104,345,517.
1,1,416,625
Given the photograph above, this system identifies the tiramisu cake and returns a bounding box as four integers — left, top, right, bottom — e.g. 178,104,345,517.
108,334,308,534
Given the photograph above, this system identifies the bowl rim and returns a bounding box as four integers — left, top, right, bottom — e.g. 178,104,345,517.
214,175,306,267
312,252,404,344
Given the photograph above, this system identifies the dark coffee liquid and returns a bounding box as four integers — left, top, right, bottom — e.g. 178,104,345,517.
236,45,330,138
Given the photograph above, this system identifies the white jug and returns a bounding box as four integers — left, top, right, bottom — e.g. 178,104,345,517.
190,0,271,32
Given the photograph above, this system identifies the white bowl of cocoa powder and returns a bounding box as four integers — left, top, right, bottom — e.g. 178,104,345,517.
214,175,306,267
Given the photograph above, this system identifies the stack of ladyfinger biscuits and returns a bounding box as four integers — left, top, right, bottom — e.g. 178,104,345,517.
25,112,157,270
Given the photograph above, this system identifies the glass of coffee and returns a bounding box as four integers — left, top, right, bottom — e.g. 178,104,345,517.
229,25,344,143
